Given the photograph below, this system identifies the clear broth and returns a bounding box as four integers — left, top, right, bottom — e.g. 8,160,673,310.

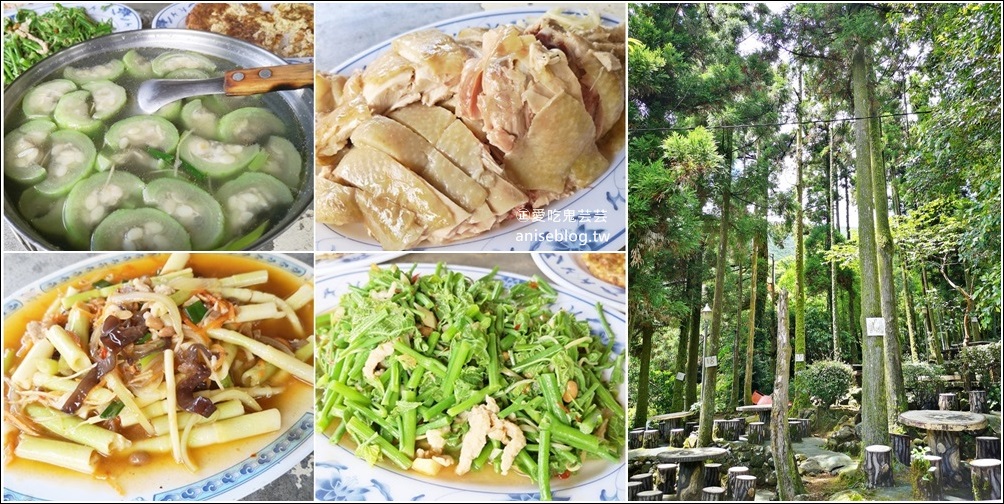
4,47,309,250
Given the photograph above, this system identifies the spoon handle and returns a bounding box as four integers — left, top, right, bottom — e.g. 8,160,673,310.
224,63,313,96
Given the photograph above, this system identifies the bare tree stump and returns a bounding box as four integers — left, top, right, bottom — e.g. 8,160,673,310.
627,481,643,501
643,429,660,448
864,445,894,488
701,486,725,501
923,455,944,500
631,472,653,492
727,466,749,498
938,393,956,411
670,428,686,448
970,390,988,414
629,429,643,449
637,489,664,501
788,420,803,442
970,459,1002,501
976,436,1001,460
890,432,912,465
917,466,942,501
704,463,722,488
657,463,679,494
733,475,757,501
748,422,766,444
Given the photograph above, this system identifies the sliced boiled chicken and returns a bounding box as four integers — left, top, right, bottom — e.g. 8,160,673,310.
354,192,425,250
315,177,362,226
333,145,458,230
350,116,488,213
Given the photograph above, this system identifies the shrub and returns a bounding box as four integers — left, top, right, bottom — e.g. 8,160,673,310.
958,342,1001,389
902,361,946,409
793,359,854,409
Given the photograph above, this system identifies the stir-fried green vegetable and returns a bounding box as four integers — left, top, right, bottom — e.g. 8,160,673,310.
316,264,625,500
3,5,113,85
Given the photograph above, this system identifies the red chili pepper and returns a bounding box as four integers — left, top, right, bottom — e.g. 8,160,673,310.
557,470,572,479
529,281,538,289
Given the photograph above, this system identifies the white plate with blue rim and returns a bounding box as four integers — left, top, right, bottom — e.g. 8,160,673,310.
314,7,626,252
151,2,313,63
2,3,140,31
1,252,314,502
532,253,626,312
313,262,626,501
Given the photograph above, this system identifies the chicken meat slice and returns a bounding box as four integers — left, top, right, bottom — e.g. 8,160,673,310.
392,29,475,106
315,93,372,157
388,105,528,216
360,51,420,112
334,146,457,229
503,91,597,193
362,341,395,380
354,191,425,250
499,420,526,476
350,116,488,213
315,177,363,226
528,17,625,139
456,401,494,475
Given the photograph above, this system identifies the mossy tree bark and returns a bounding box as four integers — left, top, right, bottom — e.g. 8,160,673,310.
920,267,942,363
771,290,804,500
867,56,906,425
851,42,889,448
632,320,654,428
698,135,732,447
828,122,840,360
794,68,807,372
730,255,744,410
744,239,758,403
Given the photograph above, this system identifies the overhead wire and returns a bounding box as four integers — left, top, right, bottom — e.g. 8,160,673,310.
630,110,932,133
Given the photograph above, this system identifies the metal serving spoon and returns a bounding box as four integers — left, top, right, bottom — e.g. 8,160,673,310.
136,62,313,114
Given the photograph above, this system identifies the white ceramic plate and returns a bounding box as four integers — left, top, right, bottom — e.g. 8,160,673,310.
2,3,140,31
313,263,626,501
315,252,408,273
152,2,312,63
532,253,626,312
1,253,314,502
314,7,626,252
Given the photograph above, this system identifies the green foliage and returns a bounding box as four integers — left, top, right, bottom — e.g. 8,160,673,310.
792,359,853,409
958,342,1001,389
902,361,946,409
909,449,933,499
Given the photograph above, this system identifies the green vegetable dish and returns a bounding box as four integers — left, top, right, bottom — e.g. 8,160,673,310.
3,4,113,85
316,264,625,500
4,48,306,250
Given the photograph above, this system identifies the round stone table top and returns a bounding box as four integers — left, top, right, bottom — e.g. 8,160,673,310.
736,404,773,412
656,447,728,463
899,410,988,432
650,411,696,422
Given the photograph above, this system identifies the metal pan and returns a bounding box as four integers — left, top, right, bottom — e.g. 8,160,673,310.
2,29,313,251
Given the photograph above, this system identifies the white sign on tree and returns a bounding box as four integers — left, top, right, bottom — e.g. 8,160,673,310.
866,317,886,336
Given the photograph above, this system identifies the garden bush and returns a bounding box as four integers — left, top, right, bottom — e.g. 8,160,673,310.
793,359,854,409
958,342,1001,389
902,361,946,409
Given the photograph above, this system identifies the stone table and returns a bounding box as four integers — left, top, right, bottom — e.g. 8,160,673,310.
649,410,695,441
899,410,988,486
737,404,773,424
657,447,729,501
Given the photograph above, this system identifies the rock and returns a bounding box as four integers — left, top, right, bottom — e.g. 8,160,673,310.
816,453,854,473
796,453,807,462
799,458,824,475
831,425,856,443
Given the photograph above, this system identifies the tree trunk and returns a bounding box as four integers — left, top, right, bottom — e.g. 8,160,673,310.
632,321,654,428
893,79,920,362
843,166,851,240
744,240,759,404
920,267,943,363
730,256,744,411
852,42,889,448
867,66,907,427
829,122,841,360
698,146,731,447
771,290,804,499
847,284,860,363
795,67,807,372
673,317,690,412
686,301,701,408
